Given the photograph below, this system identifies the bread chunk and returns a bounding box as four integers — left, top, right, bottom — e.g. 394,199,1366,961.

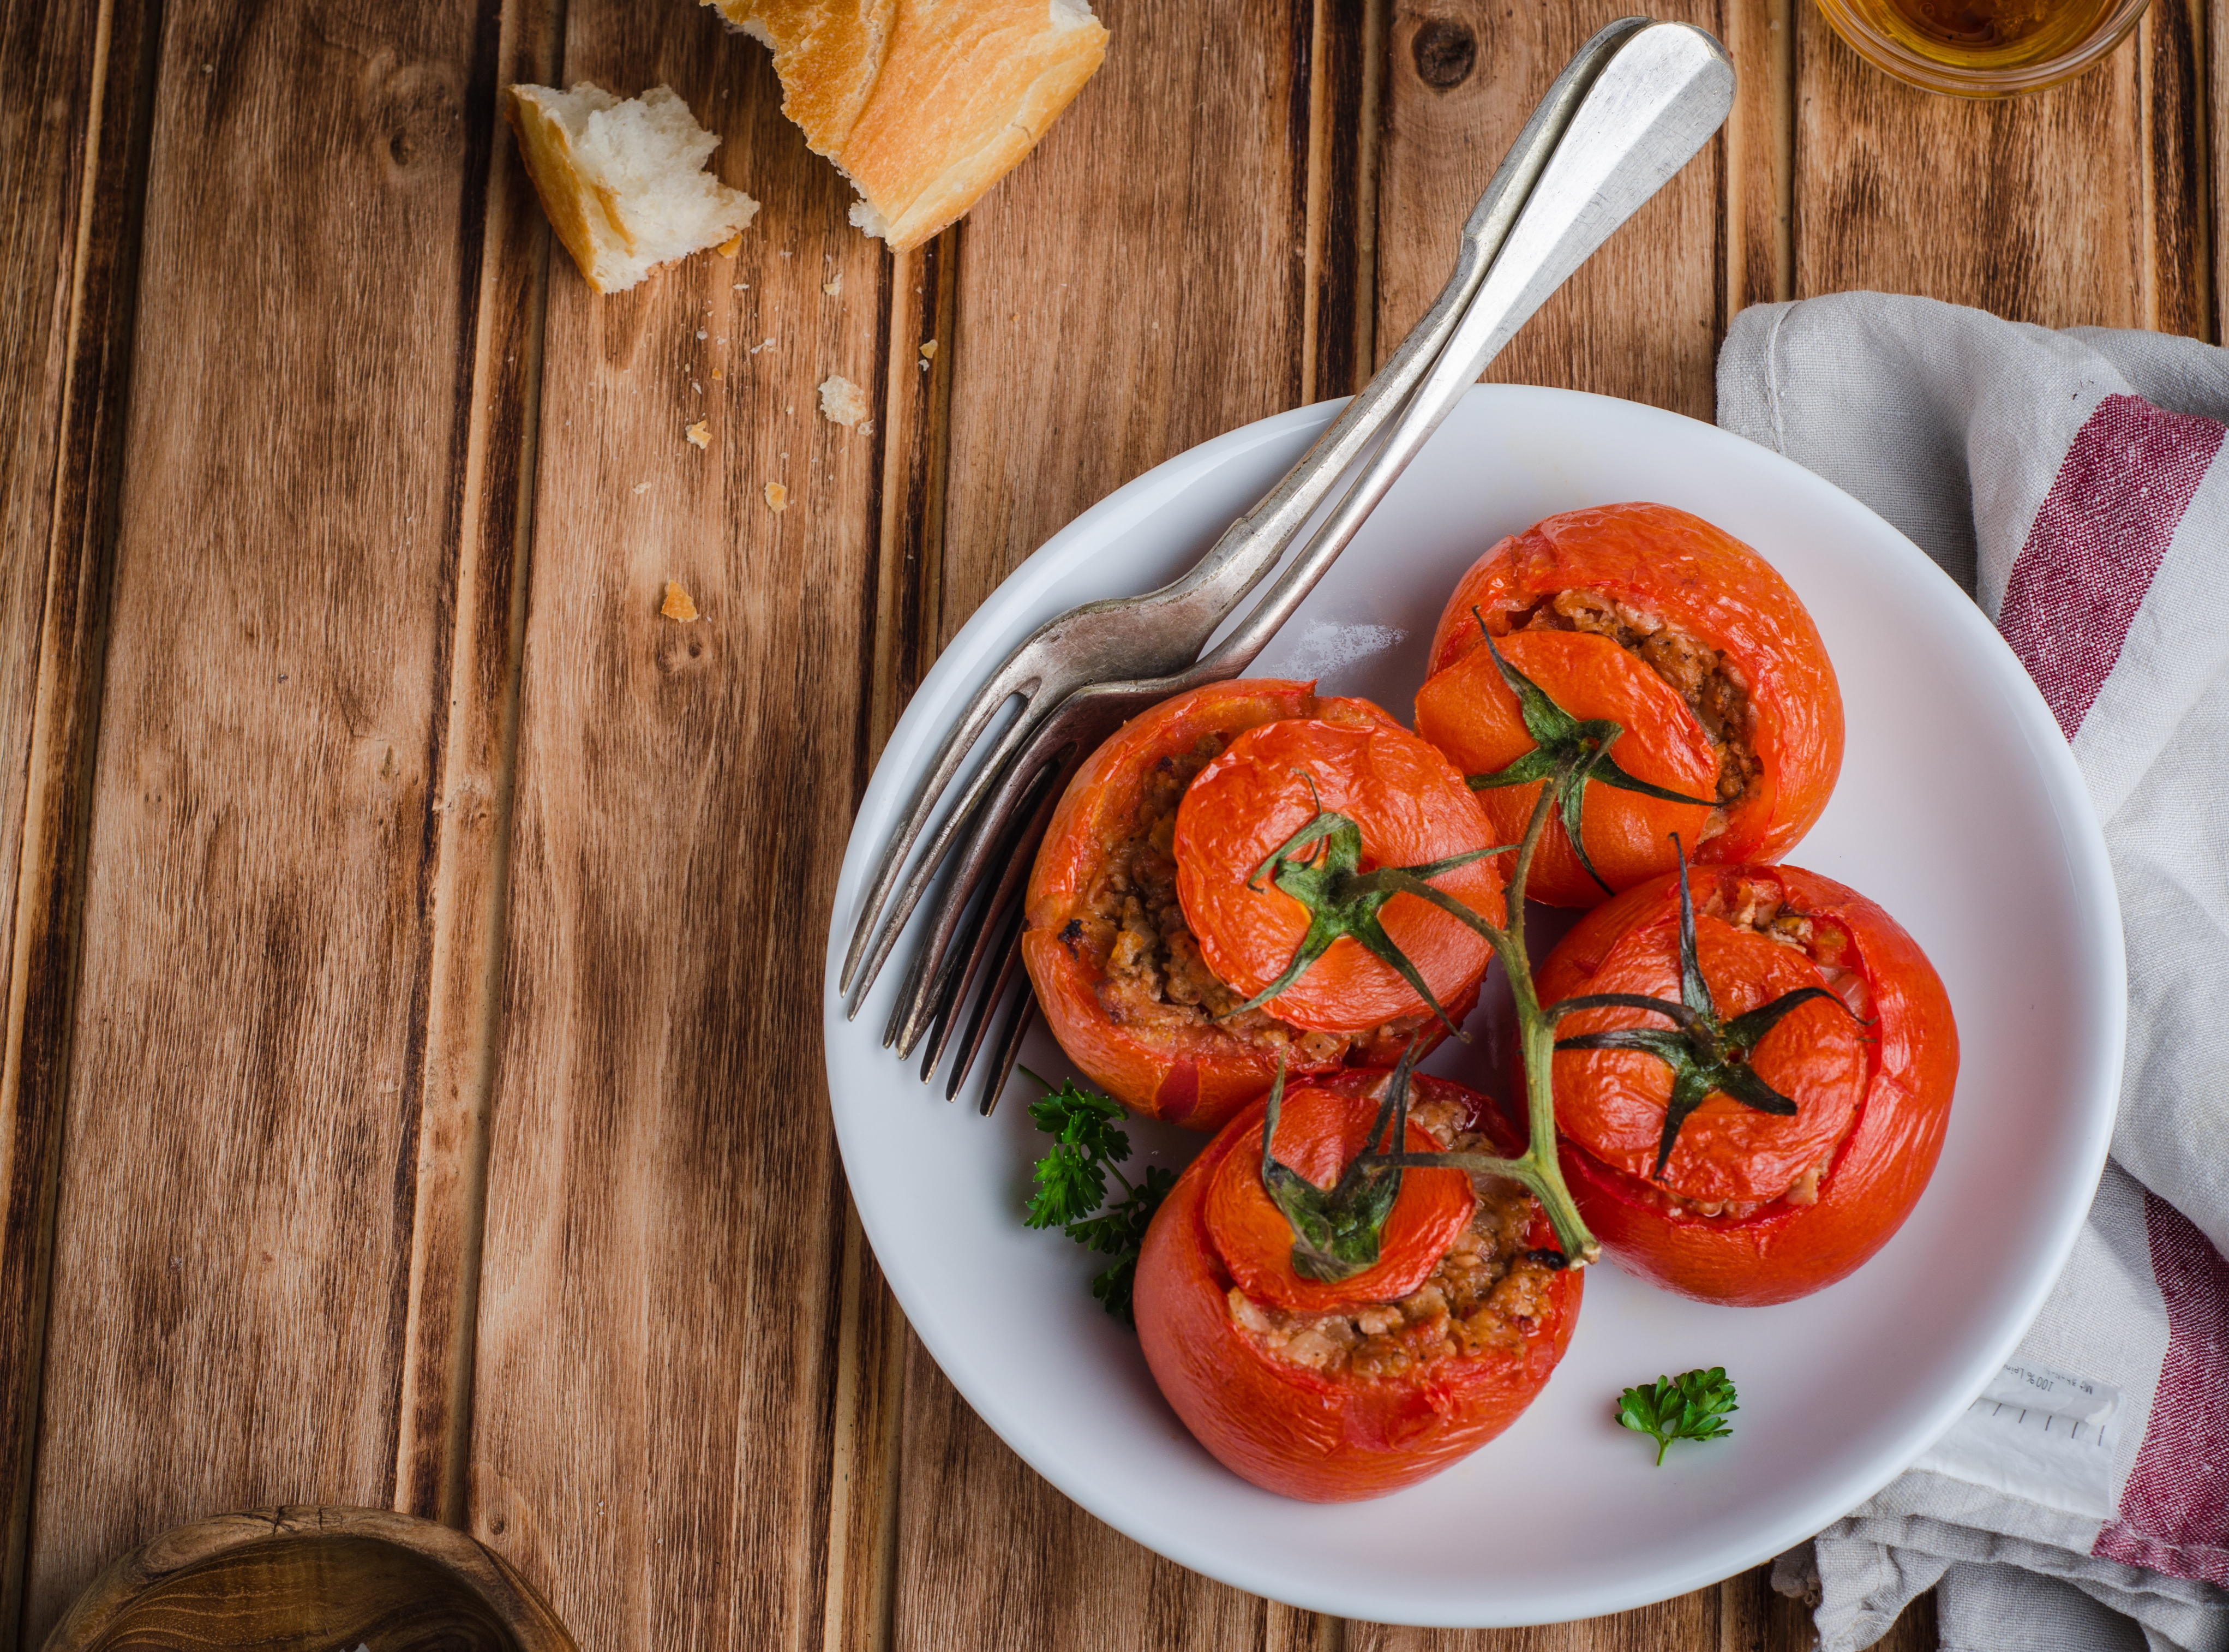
704,0,1107,252
508,82,760,294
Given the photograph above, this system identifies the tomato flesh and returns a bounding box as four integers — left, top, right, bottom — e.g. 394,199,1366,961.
1135,1070,1583,1501
1536,865,1957,1304
1420,503,1843,901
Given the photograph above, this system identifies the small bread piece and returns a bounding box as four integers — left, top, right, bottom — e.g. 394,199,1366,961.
819,375,868,428
703,0,1106,252
508,82,760,294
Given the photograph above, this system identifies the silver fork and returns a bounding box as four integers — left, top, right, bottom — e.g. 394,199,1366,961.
850,19,1736,1105
839,15,1653,1009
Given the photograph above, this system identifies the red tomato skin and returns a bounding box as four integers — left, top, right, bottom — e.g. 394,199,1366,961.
1423,502,1844,880
1023,682,1468,1131
1176,715,1505,1033
1536,865,1958,1306
1135,1072,1583,1501
1415,629,1718,908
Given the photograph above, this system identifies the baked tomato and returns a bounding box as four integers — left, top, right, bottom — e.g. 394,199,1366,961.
1415,502,1843,907
1135,1066,1581,1501
1023,680,1501,1131
1536,860,1957,1304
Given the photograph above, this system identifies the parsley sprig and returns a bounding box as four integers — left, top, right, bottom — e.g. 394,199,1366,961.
1022,1071,1176,1326
1616,1367,1740,1465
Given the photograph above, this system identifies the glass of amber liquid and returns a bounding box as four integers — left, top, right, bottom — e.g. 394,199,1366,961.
1813,0,2150,95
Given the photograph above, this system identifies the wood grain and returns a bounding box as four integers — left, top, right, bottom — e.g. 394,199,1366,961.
20,0,515,1637
1350,1589,1716,1652
1724,0,1795,317
1793,10,2166,329
932,0,1315,644
1375,0,1725,418
0,0,159,1638
390,0,561,1529
40,1506,574,1652
461,3,894,1647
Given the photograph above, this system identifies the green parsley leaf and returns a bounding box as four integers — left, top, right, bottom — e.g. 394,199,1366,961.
1023,1080,1130,1230
1616,1367,1739,1466
1021,1074,1175,1327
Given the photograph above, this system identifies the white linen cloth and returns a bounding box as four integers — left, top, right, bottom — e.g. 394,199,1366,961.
1716,294,2229,1652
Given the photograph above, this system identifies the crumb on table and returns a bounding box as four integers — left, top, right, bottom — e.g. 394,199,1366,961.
686,419,710,449
818,375,868,428
764,482,789,513
661,580,699,622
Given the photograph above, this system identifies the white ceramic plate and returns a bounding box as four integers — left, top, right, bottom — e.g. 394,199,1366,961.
823,387,2122,1626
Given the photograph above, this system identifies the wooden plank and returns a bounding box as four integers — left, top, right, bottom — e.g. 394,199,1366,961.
1351,1590,1717,1651
2141,0,2210,340
19,0,517,1637
1724,0,1796,319
0,0,159,1638
461,4,895,1647
1793,10,2160,328
1375,0,1725,420
388,0,561,1527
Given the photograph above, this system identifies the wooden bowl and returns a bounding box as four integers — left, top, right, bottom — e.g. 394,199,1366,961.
40,1506,576,1652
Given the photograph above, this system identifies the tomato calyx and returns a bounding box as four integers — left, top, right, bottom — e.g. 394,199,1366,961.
1229,774,1511,1036
1551,842,1856,1181
1462,612,1713,896
1257,1042,1430,1283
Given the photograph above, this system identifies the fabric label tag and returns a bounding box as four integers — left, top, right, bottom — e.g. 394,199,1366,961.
1914,1360,2123,1521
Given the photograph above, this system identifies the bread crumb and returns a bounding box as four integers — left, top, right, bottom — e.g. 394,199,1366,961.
715,232,742,258
819,375,868,428
661,581,699,621
920,339,938,360
764,482,789,512
711,367,723,379
632,481,651,495
686,419,711,448
823,272,843,297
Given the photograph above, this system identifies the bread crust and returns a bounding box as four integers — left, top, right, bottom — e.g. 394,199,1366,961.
708,0,1107,252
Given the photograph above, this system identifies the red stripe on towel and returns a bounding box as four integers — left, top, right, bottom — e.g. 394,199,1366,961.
2092,1192,2229,1585
1997,394,2224,740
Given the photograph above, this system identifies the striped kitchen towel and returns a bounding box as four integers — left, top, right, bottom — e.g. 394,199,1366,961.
1718,294,2229,1652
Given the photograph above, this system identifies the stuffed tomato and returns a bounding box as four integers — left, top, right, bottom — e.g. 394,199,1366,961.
1537,862,1957,1304
1022,680,1503,1130
1135,1068,1581,1500
1415,502,1842,906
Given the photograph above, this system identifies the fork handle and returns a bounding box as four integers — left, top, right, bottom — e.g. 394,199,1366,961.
1136,16,1656,645
1195,20,1735,677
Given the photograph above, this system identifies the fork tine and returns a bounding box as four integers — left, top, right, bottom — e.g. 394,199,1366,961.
918,764,1063,1082
977,983,1038,1117
891,735,1078,1058
842,645,1050,1000
941,902,1027,1100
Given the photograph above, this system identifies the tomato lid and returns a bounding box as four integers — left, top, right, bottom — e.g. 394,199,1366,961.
1205,1078,1476,1313
1174,716,1502,1034
1554,908,1866,1204
1415,627,1718,907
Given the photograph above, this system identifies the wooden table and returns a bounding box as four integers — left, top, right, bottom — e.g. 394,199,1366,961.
0,0,2208,1645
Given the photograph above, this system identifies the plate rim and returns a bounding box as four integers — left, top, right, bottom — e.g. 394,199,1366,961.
823,384,2126,1625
